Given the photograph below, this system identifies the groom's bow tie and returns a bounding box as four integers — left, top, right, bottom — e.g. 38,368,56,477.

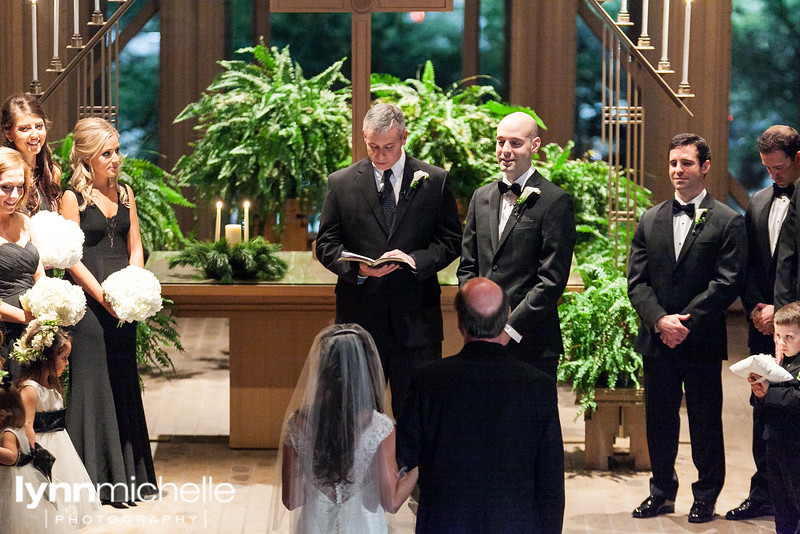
773,183,795,198
498,181,522,196
672,200,695,217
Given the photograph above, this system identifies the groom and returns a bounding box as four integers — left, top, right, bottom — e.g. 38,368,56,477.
316,103,462,417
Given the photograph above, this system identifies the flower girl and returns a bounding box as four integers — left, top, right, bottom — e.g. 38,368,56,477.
13,323,103,527
0,367,69,533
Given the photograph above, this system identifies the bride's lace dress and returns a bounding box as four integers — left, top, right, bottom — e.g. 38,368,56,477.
285,410,393,534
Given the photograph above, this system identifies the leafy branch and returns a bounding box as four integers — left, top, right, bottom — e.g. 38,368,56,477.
168,237,288,284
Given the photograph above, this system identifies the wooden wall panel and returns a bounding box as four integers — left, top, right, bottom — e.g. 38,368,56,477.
158,0,228,238
506,0,578,149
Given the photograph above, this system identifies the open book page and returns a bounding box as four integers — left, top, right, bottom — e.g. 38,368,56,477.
338,251,411,268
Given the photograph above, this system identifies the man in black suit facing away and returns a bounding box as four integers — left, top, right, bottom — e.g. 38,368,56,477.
316,103,461,417
397,277,565,533
771,127,800,312
727,125,800,521
457,111,575,380
628,133,747,523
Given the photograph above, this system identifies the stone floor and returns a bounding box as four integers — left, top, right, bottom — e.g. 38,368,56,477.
78,314,779,533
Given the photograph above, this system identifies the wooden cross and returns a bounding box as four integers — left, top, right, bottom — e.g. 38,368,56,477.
269,0,454,162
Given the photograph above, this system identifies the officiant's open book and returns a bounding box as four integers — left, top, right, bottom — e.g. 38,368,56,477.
338,251,413,268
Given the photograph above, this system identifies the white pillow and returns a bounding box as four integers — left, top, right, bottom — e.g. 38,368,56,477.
730,354,795,383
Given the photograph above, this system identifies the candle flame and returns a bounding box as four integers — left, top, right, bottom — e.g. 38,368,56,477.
686,0,691,4
243,201,250,209
216,201,222,208
31,0,37,4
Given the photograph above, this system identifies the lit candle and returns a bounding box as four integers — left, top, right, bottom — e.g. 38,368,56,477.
243,201,250,242
73,0,79,35
660,0,670,64
31,0,39,80
681,0,692,85
215,201,222,242
641,0,650,38
225,224,242,245
53,0,59,59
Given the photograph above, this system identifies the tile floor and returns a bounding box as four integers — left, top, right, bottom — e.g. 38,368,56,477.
78,315,778,533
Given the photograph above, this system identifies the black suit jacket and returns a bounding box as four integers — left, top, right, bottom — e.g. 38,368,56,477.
627,193,747,360
316,156,462,348
457,171,576,361
744,186,784,352
775,186,800,310
397,341,565,534
753,354,800,442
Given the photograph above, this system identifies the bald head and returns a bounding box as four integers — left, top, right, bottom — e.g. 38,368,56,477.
496,112,541,181
455,277,509,341
497,112,538,139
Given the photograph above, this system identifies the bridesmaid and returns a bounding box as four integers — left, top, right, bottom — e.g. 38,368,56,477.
0,148,44,363
60,118,157,506
2,94,62,214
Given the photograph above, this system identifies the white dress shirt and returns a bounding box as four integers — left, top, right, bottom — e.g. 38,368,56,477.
372,150,405,204
672,190,707,260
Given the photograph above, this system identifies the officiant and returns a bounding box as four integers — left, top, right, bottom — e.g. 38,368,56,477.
315,103,462,417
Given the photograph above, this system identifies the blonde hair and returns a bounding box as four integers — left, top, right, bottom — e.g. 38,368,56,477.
69,117,128,211
0,146,33,212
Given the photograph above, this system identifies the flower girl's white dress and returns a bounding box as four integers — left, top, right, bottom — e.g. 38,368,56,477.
0,426,70,533
22,380,104,526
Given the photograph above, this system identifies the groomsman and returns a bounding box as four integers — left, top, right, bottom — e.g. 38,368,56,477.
728,125,799,521
772,127,800,311
628,133,747,523
457,112,575,379
316,103,461,417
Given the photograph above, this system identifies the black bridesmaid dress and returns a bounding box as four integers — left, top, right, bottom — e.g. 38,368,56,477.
0,241,38,363
65,191,157,502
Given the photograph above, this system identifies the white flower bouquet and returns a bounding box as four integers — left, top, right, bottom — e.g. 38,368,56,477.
19,277,87,326
102,265,163,323
30,211,84,269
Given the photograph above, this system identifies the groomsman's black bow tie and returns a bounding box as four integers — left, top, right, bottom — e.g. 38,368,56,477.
498,181,522,196
773,183,795,198
672,200,695,217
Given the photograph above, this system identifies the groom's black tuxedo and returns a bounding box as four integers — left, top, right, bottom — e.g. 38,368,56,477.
457,170,575,377
316,156,461,413
627,192,747,503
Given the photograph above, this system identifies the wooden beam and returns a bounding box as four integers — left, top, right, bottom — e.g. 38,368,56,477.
253,0,271,45
462,0,480,83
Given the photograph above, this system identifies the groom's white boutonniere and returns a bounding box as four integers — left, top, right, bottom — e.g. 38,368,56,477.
516,186,541,205
410,170,429,190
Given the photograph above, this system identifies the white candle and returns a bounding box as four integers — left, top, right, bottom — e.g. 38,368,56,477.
661,0,670,64
225,224,242,245
641,0,650,37
73,0,79,35
243,201,250,242
681,0,692,85
621,0,628,12
94,0,99,11
31,0,39,80
215,201,222,242
53,0,59,58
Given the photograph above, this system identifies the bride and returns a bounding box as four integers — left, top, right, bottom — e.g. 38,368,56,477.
271,324,418,533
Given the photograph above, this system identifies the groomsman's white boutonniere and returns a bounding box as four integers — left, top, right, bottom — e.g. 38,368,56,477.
410,170,429,190
692,208,708,235
516,186,542,205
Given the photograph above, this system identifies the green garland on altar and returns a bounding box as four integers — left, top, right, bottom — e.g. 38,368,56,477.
168,237,288,285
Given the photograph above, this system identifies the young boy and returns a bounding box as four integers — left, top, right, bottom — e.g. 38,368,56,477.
750,301,800,534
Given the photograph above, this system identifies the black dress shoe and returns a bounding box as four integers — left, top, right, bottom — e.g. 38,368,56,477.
632,495,675,518
688,501,715,523
725,499,775,520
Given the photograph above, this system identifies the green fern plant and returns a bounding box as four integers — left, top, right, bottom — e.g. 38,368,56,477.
168,237,288,284
173,41,352,237
371,60,545,202
557,255,643,416
137,299,183,379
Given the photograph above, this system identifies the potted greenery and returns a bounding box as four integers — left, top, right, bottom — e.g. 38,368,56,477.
173,41,352,242
535,142,652,469
371,61,545,204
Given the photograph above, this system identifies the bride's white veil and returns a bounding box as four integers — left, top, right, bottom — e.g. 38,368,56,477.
269,324,388,532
